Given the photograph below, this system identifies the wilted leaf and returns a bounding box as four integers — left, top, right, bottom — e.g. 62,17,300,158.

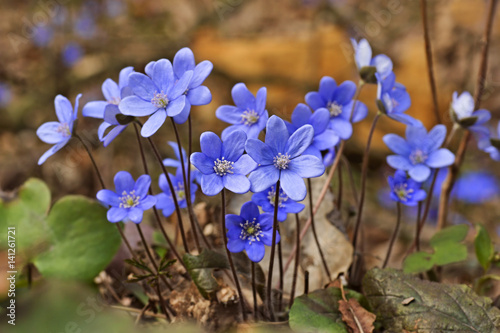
183,249,229,299
475,224,494,271
289,288,368,333
363,268,500,332
338,298,375,333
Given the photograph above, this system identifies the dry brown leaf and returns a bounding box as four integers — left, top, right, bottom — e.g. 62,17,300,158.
338,298,376,333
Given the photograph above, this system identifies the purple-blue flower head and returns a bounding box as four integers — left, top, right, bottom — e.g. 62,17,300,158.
388,170,426,206
245,115,325,201
156,167,198,217
450,91,491,136
163,141,202,183
190,131,257,196
37,94,81,165
171,47,213,124
384,125,455,182
62,42,83,67
216,83,268,140
479,121,500,161
33,25,53,47
226,201,279,262
0,82,12,108
119,59,193,137
251,186,305,222
351,38,393,83
83,66,135,146
376,72,421,127
96,171,156,224
305,77,368,141
285,103,339,160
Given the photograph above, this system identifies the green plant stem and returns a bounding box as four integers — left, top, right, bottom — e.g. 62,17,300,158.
266,180,281,321
383,202,402,268
221,189,247,321
288,213,301,309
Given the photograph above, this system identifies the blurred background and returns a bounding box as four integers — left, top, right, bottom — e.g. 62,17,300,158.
1,0,500,329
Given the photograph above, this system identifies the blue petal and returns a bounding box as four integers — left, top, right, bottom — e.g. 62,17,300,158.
158,173,174,194
388,113,422,127
82,101,107,118
288,155,325,178
409,164,431,182
291,103,312,128
170,71,193,100
120,96,157,116
128,73,156,100
425,124,446,152
141,110,167,137
232,83,255,109
329,118,353,140
280,171,307,201
216,105,243,124
222,130,246,161
302,146,322,161
172,100,190,124
387,155,412,170
255,87,267,113
200,132,222,160
118,66,134,89
166,95,186,117
156,193,175,217
152,59,174,93
266,115,289,154
135,174,151,198
249,166,280,193
240,201,260,221
391,84,411,114
37,141,68,165
98,122,112,141
383,134,411,155
128,207,144,224
412,189,427,202
201,173,224,196
305,91,325,110
145,61,156,78
37,122,66,144
332,80,356,105
406,125,428,143
313,130,339,150
54,95,73,124
350,101,368,123
285,124,314,158
102,78,120,101
472,109,491,125
96,189,120,206
352,38,372,68
103,125,126,147
225,214,244,230
309,108,330,134
227,239,245,253
190,152,215,174
173,47,195,78
188,86,212,106
285,201,305,214
245,139,275,165
260,228,280,246
233,154,258,175
247,111,268,139
245,242,266,262
103,105,121,125
426,149,455,168
114,171,135,193
107,207,127,222
318,76,337,101
139,196,156,210
224,174,251,194
191,61,213,87
371,54,393,80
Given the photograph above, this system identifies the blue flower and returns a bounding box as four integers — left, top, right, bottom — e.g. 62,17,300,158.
155,167,198,217
163,141,202,183
216,83,268,140
451,91,490,136
245,115,325,201
96,171,156,223
376,72,421,127
479,121,500,161
83,66,135,146
33,25,53,47
384,125,455,182
226,201,279,262
171,47,213,124
37,94,81,165
62,42,83,67
190,131,257,196
388,170,426,206
74,9,96,39
0,82,12,108
251,186,305,222
305,77,368,141
323,146,337,167
119,59,193,137
351,38,393,83
285,103,339,160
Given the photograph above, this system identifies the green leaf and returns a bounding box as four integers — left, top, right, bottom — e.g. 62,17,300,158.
124,258,153,273
363,268,500,332
183,249,229,299
0,178,51,259
403,252,434,274
475,224,494,271
429,224,468,247
289,287,367,333
432,242,468,266
33,195,122,281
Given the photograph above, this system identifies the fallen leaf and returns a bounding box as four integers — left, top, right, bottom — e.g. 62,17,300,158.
401,297,415,305
338,298,376,333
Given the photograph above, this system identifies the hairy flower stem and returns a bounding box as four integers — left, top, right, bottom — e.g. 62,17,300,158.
336,162,343,211
288,214,301,308
420,0,441,124
308,178,331,280
266,180,281,321
170,118,202,252
350,113,381,282
251,262,258,321
437,0,497,230
383,202,402,268
132,123,186,269
415,202,423,252
221,189,247,321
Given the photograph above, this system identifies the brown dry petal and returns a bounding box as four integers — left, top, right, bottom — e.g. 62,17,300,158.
338,298,376,333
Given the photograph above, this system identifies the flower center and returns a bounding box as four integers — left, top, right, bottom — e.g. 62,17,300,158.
57,123,71,137
394,183,414,202
213,157,234,176
119,190,140,208
267,186,288,208
175,182,186,201
273,153,291,170
409,149,428,165
239,218,263,245
107,97,121,105
151,91,169,108
241,110,260,126
327,101,343,117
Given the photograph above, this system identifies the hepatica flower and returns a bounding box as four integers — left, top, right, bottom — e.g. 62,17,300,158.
285,104,338,160
216,83,268,140
37,94,81,165
479,121,500,161
96,171,156,223
450,91,490,136
171,47,213,124
305,77,368,141
388,170,426,206
384,125,455,182
190,131,257,196
119,59,193,137
83,66,135,146
376,72,421,127
163,141,201,183
226,201,279,262
251,186,305,222
246,115,325,201
351,38,393,83
156,168,197,217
